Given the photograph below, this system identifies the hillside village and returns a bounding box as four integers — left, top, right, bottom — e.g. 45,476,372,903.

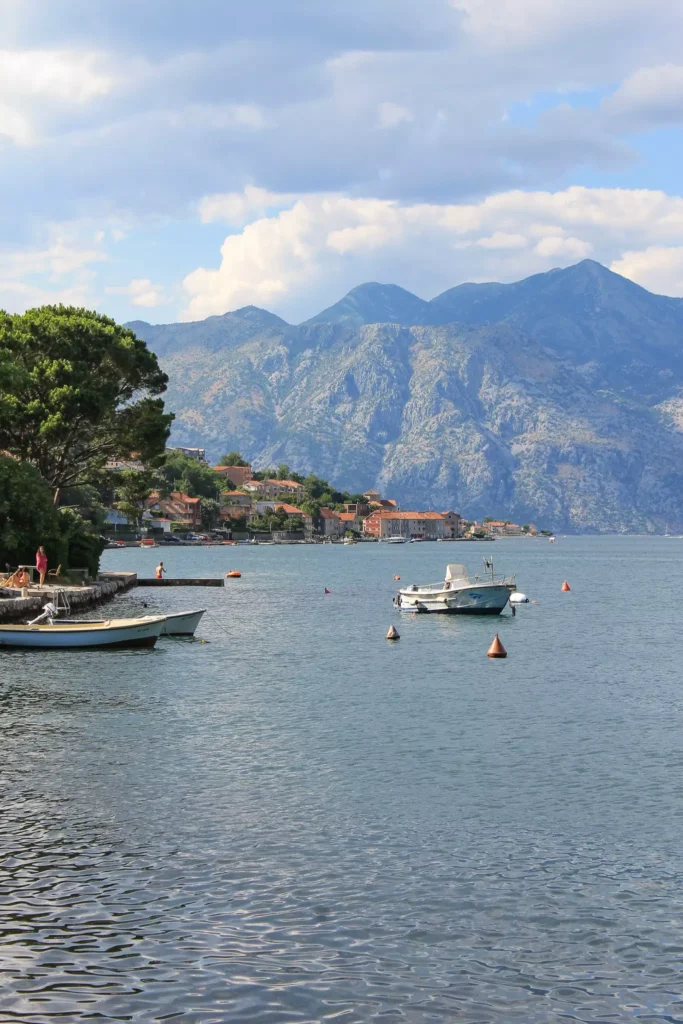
107,446,546,543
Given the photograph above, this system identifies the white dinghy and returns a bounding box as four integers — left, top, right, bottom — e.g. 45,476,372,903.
55,609,207,637
0,614,166,649
394,561,515,615
158,609,206,636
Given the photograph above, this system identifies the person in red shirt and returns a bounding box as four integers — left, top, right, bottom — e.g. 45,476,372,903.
36,546,48,587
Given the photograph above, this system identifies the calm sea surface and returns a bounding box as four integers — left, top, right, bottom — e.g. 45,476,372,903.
2,537,683,1023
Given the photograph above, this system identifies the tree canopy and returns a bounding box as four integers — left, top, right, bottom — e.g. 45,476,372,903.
0,455,104,576
217,451,249,466
0,305,173,496
157,452,221,499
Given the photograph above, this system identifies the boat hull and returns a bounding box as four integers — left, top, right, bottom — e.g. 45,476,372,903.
160,609,206,636
0,617,165,649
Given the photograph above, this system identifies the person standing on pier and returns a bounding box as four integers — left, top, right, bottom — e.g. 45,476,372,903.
155,561,166,580
36,546,48,587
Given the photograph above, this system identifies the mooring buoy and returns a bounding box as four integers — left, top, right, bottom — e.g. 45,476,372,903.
386,624,400,640
561,580,571,591
487,634,507,658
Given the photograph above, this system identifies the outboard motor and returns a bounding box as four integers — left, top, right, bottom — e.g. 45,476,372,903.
27,602,57,625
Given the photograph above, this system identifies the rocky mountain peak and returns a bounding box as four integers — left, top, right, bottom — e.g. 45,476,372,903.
303,282,429,328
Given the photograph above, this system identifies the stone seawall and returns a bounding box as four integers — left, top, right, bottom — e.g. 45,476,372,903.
0,572,137,624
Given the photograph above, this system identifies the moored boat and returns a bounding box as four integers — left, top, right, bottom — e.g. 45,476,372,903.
0,616,166,649
159,608,206,636
54,609,207,637
394,561,515,615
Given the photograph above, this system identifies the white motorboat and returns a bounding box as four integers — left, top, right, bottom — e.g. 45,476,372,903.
386,536,410,544
394,561,515,615
0,616,166,649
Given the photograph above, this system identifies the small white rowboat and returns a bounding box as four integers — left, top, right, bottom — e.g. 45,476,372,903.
158,609,206,636
0,616,166,649
54,609,207,637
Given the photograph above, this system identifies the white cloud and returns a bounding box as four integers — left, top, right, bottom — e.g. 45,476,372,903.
0,47,116,145
0,279,93,310
106,278,166,307
610,247,683,296
603,64,683,128
0,231,106,280
198,186,300,226
0,49,115,103
455,0,683,56
534,236,592,259
0,223,107,312
475,232,528,249
377,102,414,129
181,185,683,321
0,102,32,145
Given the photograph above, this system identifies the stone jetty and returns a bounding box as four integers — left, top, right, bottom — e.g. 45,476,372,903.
0,572,137,623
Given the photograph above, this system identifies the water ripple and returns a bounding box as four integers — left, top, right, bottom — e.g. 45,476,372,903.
2,538,683,1022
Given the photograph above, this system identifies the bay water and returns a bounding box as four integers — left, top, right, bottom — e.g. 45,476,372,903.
1,537,683,1022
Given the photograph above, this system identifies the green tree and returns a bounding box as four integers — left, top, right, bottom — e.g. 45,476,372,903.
114,469,156,529
218,451,249,466
157,452,220,499
0,306,173,500
0,456,62,570
200,498,220,531
58,507,105,578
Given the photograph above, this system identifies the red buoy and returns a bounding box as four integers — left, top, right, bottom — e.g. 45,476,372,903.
487,634,507,658
324,587,331,594
561,580,571,592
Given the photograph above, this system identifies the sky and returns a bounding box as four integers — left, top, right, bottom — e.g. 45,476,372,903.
1,0,683,324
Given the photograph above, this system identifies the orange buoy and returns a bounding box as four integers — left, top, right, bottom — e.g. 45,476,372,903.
561,580,571,591
226,570,241,578
386,624,400,640
487,633,507,658
393,575,400,580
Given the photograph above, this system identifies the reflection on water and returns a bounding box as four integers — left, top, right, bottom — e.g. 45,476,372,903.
2,538,683,1022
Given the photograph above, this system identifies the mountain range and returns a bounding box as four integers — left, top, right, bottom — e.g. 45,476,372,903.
128,260,683,533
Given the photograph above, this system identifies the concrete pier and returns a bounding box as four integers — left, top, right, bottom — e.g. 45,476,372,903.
136,578,224,587
0,572,137,623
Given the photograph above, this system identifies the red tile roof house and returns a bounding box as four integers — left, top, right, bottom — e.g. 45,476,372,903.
363,510,447,540
318,507,345,540
243,479,306,501
213,465,253,488
441,511,462,539
338,511,362,532
221,491,252,507
147,491,202,530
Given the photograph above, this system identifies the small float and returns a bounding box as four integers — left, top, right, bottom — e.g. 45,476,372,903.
225,570,242,578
